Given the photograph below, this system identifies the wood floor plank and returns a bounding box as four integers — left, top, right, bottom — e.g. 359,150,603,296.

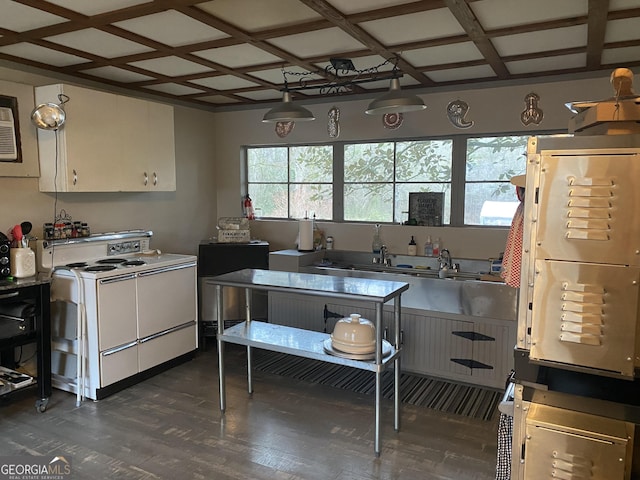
1,344,500,479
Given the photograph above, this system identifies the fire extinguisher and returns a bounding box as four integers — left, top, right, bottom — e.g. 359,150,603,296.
243,194,255,220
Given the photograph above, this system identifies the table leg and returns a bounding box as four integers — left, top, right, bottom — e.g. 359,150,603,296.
374,302,383,457
245,287,253,394
216,285,226,412
247,346,253,394
375,370,381,457
394,295,401,432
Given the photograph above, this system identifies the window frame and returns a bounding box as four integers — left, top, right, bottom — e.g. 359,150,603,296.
244,129,560,227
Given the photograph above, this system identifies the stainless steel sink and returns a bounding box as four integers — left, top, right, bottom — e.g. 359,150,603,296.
312,263,481,280
299,263,517,321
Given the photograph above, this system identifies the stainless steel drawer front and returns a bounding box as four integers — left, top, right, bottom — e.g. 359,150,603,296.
530,260,640,377
534,152,640,266
523,403,633,480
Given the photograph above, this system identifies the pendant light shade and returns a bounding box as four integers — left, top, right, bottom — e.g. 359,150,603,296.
365,78,426,115
262,91,315,123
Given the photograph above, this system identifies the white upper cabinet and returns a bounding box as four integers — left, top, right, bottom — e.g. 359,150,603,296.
35,84,176,192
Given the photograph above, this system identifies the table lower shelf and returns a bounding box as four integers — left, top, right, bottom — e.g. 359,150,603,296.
219,321,400,373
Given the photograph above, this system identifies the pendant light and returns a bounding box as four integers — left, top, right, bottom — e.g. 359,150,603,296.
365,78,426,115
262,91,315,123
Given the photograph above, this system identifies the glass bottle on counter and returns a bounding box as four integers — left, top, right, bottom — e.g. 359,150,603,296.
372,224,383,254
424,235,433,256
433,237,441,257
408,236,417,255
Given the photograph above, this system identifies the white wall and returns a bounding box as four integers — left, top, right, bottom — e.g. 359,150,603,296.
0,67,217,255
213,73,615,259
0,62,622,259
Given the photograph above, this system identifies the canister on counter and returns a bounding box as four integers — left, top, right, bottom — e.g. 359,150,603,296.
326,236,334,250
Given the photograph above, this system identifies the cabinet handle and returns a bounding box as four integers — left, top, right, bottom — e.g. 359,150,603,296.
0,291,19,300
153,172,158,186
143,172,148,186
102,341,138,356
138,262,196,277
73,169,77,185
99,273,136,284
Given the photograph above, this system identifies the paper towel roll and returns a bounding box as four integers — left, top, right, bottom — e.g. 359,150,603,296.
298,219,314,251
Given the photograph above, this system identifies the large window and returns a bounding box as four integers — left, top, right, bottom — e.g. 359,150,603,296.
343,140,452,223
246,134,531,226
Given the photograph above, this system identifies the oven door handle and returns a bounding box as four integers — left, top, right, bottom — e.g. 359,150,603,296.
139,321,195,343
101,341,138,356
99,273,137,284
137,262,196,277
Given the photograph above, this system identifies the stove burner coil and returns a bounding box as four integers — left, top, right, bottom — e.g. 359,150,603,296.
84,265,117,272
66,262,88,268
123,260,146,266
96,258,127,264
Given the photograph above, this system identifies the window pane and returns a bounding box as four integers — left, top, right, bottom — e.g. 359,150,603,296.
248,183,288,218
247,147,288,182
290,184,333,220
465,135,527,226
345,183,393,222
465,182,520,226
466,136,527,182
344,143,394,182
290,146,333,182
395,183,451,225
396,140,453,181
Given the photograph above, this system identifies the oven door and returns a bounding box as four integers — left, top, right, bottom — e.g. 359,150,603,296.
96,274,138,386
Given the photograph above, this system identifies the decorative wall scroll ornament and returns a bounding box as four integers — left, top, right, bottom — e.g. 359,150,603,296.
275,121,294,138
446,99,474,129
327,106,340,138
382,112,403,129
520,92,543,125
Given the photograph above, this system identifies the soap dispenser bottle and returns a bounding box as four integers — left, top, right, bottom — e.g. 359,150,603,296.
408,236,417,256
432,237,441,257
372,224,383,254
424,235,433,257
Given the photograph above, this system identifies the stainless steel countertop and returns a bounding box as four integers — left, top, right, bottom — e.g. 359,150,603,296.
205,268,409,303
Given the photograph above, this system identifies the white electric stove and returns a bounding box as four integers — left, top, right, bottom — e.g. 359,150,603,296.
37,230,198,402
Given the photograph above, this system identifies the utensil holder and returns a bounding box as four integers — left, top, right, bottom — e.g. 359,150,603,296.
10,247,36,278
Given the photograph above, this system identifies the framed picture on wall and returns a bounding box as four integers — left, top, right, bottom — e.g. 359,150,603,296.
0,95,22,163
408,192,444,226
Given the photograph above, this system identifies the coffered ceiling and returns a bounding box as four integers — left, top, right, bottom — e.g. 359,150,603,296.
1,0,639,110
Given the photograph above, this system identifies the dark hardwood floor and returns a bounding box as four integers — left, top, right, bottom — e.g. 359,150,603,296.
1,345,500,479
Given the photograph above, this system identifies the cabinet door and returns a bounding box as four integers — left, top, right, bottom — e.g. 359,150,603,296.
137,265,197,338
36,84,122,192
117,95,149,190
145,101,175,191
36,84,175,192
118,96,175,191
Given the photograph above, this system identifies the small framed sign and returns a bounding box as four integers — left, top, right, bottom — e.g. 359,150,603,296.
408,192,444,226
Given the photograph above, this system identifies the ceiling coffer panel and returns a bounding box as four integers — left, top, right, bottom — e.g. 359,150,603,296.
0,0,638,109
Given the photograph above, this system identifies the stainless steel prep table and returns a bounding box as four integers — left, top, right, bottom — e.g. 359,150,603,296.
209,268,409,456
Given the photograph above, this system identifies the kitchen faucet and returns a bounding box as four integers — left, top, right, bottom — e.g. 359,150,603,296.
439,249,453,271
379,245,391,266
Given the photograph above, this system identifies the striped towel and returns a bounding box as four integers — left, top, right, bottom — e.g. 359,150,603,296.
501,200,524,288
